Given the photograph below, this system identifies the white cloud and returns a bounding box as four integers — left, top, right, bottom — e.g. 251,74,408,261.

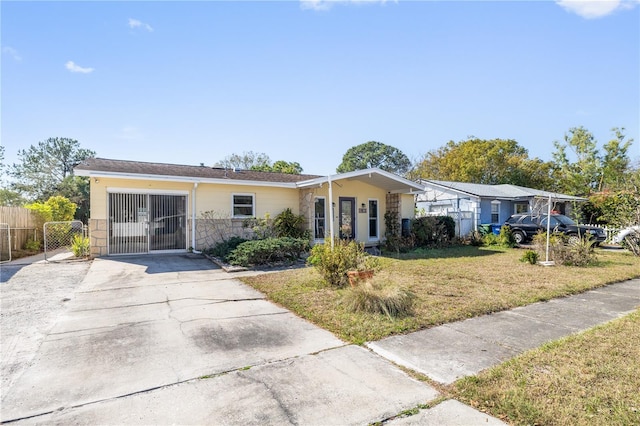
301,0,392,11
2,46,22,62
128,18,154,32
65,61,94,74
555,0,639,19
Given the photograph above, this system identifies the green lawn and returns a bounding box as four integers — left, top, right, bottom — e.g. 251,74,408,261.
240,246,640,343
450,309,640,426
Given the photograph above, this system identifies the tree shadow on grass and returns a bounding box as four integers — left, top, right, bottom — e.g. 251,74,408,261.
381,245,506,261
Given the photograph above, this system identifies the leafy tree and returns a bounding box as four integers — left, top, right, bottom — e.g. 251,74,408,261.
552,127,635,196
0,189,26,206
26,195,77,226
214,151,271,170
413,138,553,188
251,160,303,174
552,127,601,196
10,137,95,201
57,176,91,223
336,141,412,175
600,127,633,191
214,151,303,174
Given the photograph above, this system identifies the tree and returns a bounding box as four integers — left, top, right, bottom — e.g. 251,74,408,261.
600,127,633,191
214,151,303,174
10,137,95,201
413,138,553,188
551,127,601,196
552,127,635,196
336,141,412,175
26,195,77,226
214,151,271,170
251,160,303,174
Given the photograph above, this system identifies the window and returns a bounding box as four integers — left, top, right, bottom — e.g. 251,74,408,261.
314,197,325,239
491,201,500,223
232,194,254,218
368,199,378,239
514,202,529,214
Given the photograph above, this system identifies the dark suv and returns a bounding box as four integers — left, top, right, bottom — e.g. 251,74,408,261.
504,214,606,245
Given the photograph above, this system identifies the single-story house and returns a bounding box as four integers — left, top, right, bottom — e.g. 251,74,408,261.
416,180,586,236
74,158,423,257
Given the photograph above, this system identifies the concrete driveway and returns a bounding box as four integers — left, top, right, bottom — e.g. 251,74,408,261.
1,254,450,425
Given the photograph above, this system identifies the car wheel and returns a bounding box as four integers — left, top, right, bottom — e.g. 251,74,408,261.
512,230,525,244
567,234,581,245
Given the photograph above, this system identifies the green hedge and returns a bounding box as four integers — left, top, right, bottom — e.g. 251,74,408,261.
227,237,310,267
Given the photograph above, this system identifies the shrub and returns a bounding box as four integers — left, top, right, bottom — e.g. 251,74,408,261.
482,226,516,248
342,278,415,319
308,239,377,287
411,216,443,247
243,213,276,239
466,231,484,246
520,250,539,265
498,225,516,248
70,234,90,257
532,232,597,266
207,236,249,261
273,208,311,239
24,238,41,251
438,215,456,240
482,232,499,246
384,211,403,252
227,237,309,267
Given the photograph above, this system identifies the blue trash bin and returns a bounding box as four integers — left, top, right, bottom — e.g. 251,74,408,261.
491,224,502,235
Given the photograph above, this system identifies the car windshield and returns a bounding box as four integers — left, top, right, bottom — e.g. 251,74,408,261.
541,214,576,226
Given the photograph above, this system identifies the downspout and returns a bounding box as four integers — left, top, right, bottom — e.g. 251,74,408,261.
191,182,201,253
328,175,335,249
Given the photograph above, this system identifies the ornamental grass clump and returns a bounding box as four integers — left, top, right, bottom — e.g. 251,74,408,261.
342,278,415,319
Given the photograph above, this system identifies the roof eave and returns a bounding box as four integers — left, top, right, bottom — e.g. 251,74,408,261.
74,170,299,188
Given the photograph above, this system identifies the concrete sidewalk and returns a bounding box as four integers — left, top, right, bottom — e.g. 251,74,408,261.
369,279,640,385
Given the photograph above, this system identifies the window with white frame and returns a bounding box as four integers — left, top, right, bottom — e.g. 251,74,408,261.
491,200,500,223
368,199,378,239
514,202,529,214
314,197,326,239
232,194,254,218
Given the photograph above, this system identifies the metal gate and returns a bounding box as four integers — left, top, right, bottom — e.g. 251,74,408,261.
108,193,187,255
43,220,86,261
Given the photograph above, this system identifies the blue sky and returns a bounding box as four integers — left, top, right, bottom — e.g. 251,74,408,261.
2,0,639,176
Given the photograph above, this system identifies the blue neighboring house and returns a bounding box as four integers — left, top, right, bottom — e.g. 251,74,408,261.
416,180,586,237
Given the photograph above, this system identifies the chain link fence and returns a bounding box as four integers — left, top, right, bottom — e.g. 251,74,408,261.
43,220,87,262
0,223,10,263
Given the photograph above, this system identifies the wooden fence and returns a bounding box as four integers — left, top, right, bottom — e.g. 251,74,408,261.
0,206,39,251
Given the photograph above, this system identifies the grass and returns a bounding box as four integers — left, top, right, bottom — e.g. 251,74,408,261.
449,309,640,426
240,246,640,344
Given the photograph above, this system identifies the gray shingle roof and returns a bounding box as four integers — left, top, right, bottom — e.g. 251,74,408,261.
424,180,585,201
75,158,321,183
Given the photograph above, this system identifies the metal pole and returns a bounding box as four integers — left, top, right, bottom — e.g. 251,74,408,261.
328,175,335,250
545,194,552,263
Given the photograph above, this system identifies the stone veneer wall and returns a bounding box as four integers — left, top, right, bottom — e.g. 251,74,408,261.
194,218,254,250
89,219,108,257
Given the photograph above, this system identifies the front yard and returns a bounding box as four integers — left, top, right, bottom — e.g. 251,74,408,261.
451,309,640,425
240,246,640,344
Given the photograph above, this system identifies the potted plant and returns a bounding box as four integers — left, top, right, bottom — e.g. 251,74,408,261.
347,255,379,287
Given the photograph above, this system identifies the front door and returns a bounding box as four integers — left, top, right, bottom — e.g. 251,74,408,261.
339,197,356,239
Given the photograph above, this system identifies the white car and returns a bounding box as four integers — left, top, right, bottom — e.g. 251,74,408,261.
611,226,640,245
